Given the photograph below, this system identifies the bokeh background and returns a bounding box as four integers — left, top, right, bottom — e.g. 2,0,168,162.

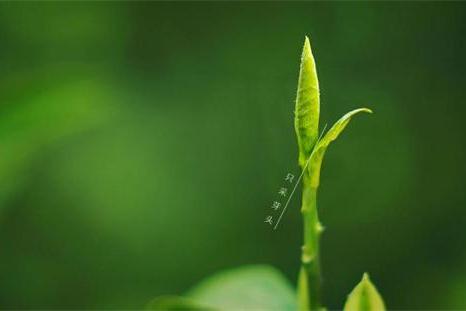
1,2,466,309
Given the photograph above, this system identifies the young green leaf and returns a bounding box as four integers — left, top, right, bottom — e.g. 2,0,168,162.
343,273,386,311
295,36,320,168
308,108,372,188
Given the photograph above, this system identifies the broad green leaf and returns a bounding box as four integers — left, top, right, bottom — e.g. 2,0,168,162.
308,108,372,188
343,273,386,311
295,36,320,168
146,296,214,310
187,265,296,311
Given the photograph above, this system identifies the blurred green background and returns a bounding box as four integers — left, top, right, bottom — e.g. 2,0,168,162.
1,2,465,309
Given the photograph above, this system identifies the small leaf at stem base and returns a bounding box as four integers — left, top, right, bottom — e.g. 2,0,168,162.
343,273,386,311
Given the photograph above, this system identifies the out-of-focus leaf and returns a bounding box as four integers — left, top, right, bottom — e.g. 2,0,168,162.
0,72,115,207
343,273,386,311
295,36,320,168
187,265,296,311
146,296,214,311
308,108,372,188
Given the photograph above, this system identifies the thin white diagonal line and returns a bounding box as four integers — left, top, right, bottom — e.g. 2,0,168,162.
273,124,327,230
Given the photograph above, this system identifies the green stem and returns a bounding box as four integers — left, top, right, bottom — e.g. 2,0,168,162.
298,174,323,311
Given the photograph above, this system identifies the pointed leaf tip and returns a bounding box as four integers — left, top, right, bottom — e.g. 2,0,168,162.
362,273,370,281
343,273,386,311
303,36,311,56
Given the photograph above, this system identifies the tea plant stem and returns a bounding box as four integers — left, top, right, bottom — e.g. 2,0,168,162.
294,36,322,311
298,173,323,311
294,36,374,311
